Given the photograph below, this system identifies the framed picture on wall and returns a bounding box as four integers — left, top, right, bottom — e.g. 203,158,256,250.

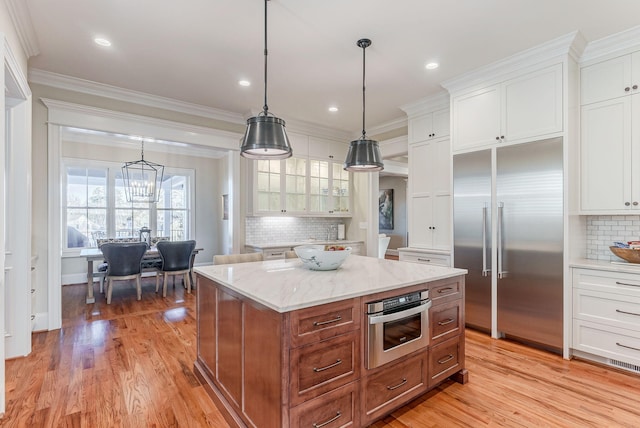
379,189,394,230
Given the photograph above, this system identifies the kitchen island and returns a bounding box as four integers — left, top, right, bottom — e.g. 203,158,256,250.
194,255,468,427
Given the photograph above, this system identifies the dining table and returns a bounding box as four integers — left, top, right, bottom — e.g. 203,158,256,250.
80,246,202,304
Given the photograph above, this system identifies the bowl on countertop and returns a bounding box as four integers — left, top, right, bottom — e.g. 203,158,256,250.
609,246,640,263
294,244,352,271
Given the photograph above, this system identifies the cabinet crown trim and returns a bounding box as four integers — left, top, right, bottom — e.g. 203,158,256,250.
400,92,450,117
443,31,580,95
581,25,640,65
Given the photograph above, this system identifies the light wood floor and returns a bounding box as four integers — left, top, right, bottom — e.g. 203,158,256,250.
3,280,640,427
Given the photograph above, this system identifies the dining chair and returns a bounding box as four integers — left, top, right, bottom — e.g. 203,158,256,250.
155,240,197,297
213,252,264,265
100,242,148,304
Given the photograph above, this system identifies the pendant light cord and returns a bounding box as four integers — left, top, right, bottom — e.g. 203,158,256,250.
263,0,269,114
141,139,145,160
361,42,366,139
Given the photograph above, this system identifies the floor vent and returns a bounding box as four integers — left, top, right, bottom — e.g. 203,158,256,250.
608,358,640,374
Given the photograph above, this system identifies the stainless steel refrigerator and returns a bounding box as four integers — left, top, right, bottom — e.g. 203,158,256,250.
453,138,563,351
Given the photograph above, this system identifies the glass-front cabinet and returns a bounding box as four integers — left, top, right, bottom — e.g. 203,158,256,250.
252,136,351,217
256,157,307,214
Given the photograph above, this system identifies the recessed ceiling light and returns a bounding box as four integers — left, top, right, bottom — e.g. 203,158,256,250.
238,80,251,87
425,62,439,70
328,106,339,112
94,37,112,47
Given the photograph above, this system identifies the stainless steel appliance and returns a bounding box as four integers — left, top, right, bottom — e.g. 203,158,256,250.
453,138,563,351
366,290,432,369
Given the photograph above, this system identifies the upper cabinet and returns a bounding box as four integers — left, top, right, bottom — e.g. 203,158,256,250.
409,108,450,142
581,52,640,105
250,134,351,217
451,64,563,152
580,50,640,213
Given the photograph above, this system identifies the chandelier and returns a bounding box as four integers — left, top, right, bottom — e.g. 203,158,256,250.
122,140,164,202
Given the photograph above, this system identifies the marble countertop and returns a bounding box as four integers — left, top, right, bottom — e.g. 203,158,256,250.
245,240,364,250
194,255,467,313
570,258,640,274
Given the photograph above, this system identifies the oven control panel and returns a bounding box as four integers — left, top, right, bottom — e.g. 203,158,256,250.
367,290,429,314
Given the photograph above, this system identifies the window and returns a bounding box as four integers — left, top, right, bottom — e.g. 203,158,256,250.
63,159,194,251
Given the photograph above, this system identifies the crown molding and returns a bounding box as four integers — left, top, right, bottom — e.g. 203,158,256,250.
365,116,408,139
580,25,640,64
400,91,450,117
4,0,40,58
4,37,31,102
442,31,579,95
29,68,247,125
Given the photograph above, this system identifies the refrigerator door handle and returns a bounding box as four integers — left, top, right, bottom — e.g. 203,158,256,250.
482,204,490,277
498,202,505,279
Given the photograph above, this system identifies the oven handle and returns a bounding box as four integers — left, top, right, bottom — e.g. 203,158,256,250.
368,300,432,325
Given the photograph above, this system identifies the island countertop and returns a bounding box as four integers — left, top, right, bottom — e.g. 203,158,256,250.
194,255,467,313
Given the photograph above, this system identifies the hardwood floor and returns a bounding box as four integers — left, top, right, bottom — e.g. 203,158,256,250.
3,280,640,427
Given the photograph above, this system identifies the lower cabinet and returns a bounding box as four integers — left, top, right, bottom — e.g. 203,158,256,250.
572,267,640,370
195,274,466,427
399,248,451,267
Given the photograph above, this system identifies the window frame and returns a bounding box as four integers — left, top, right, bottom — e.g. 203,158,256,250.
61,157,195,256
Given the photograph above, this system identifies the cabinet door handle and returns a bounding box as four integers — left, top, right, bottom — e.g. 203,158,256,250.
438,318,455,326
313,316,342,326
495,136,500,141
634,202,639,206
616,309,640,317
634,85,639,90
437,354,455,364
386,378,407,390
438,287,453,294
313,412,341,428
313,359,342,372
625,86,631,92
616,342,640,352
271,252,283,256
500,135,505,139
625,202,631,206
615,281,640,288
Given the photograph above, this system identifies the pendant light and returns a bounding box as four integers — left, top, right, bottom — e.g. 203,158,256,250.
122,139,165,202
344,38,384,172
240,0,292,160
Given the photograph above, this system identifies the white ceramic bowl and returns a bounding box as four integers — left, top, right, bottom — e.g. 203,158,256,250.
294,244,352,271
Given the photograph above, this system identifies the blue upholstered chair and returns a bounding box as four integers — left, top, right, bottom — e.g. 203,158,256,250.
155,240,197,297
100,242,148,304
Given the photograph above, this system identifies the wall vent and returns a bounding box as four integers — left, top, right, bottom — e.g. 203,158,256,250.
608,358,640,374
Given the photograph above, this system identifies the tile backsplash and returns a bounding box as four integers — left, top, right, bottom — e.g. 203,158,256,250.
246,217,346,244
586,215,640,261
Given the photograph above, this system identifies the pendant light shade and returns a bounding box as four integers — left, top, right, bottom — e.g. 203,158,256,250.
240,0,292,160
344,38,383,172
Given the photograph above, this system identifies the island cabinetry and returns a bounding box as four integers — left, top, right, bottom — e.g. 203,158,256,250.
290,297,361,347
361,351,428,424
572,267,640,369
429,336,463,388
289,382,360,428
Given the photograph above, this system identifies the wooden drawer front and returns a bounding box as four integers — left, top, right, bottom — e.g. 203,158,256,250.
290,381,359,428
574,287,640,330
290,298,361,347
429,336,461,388
573,319,640,366
400,252,451,267
430,300,461,344
430,278,462,304
291,331,360,406
363,352,427,422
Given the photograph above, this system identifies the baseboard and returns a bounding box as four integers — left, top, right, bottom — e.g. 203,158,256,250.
62,273,87,285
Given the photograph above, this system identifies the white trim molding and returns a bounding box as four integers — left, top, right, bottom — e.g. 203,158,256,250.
581,24,640,65
4,0,40,58
400,91,450,117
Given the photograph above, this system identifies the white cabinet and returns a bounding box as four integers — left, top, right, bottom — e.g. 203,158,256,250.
452,64,563,152
398,248,451,267
254,157,308,215
308,136,348,161
308,138,351,216
409,108,450,142
581,52,640,105
572,268,640,369
408,138,451,250
580,95,640,212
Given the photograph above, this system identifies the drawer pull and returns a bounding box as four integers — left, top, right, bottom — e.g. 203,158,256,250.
271,252,283,256
417,258,431,262
437,354,455,364
313,359,342,372
313,411,341,428
616,309,640,317
616,342,640,352
615,281,640,288
313,316,342,327
438,318,455,326
386,378,407,391
437,287,453,294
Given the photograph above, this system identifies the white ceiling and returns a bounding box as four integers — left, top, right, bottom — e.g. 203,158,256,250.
23,0,640,134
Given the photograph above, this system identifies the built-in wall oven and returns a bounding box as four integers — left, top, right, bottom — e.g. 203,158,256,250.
366,290,431,369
